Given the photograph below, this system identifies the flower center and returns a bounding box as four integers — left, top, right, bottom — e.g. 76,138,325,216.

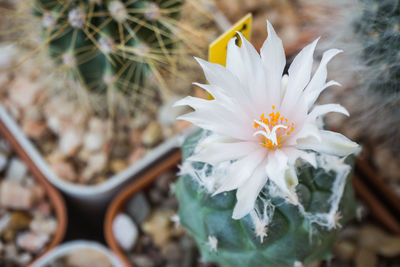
253,105,294,149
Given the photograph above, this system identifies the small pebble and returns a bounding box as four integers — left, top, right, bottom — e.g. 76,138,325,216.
142,121,163,147
16,232,49,253
377,236,400,257
113,213,138,251
0,181,34,210
47,116,61,134
17,252,32,265
6,158,28,183
355,247,377,267
36,201,52,217
9,211,32,230
22,119,47,139
9,76,40,108
84,132,105,152
358,224,388,250
2,229,15,242
142,210,174,247
59,130,82,156
110,159,127,173
132,254,155,267
162,242,182,263
125,193,151,224
334,240,356,262
50,160,77,183
30,217,58,235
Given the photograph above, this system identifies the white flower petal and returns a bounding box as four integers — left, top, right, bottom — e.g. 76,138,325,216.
297,130,360,157
213,149,266,195
309,104,349,120
303,49,343,108
191,83,231,103
194,57,256,115
265,150,299,204
265,150,288,189
177,112,253,141
285,148,317,168
196,134,236,150
174,96,212,110
188,141,259,166
232,165,267,219
281,38,319,110
227,32,267,114
286,122,321,146
283,166,299,205
225,37,245,84
175,94,255,140
260,20,286,107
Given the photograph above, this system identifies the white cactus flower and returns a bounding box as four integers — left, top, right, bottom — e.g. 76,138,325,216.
175,21,360,220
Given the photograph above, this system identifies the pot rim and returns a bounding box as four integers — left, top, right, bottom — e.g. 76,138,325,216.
30,240,125,267
0,103,193,196
104,149,182,267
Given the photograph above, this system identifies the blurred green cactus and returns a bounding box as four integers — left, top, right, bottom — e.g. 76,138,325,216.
352,0,400,149
33,0,183,98
174,130,356,267
354,0,400,95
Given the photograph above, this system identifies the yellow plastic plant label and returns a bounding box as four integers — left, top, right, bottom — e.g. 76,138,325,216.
208,13,252,66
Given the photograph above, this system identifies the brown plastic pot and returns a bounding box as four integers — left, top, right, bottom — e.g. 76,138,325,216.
105,149,182,267
0,119,67,266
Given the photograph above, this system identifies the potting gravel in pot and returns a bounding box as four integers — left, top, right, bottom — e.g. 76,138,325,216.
0,137,66,266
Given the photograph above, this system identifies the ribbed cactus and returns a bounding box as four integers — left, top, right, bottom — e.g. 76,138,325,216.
33,0,183,97
352,0,400,149
354,0,400,96
174,130,356,267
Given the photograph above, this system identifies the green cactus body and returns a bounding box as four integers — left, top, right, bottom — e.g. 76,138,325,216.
175,130,356,267
33,0,182,97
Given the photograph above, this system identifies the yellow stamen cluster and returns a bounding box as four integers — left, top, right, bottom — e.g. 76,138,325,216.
253,105,294,149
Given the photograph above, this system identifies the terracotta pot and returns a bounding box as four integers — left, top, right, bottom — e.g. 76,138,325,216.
0,114,67,265
104,149,182,267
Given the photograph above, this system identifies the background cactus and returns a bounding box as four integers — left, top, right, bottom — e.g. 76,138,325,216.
301,0,400,151
31,0,183,111
352,0,400,150
174,130,356,267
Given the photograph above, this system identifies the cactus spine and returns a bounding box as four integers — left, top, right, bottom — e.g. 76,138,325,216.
33,0,183,100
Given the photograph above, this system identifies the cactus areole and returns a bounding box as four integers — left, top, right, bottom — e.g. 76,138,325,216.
174,21,360,267
33,0,182,94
